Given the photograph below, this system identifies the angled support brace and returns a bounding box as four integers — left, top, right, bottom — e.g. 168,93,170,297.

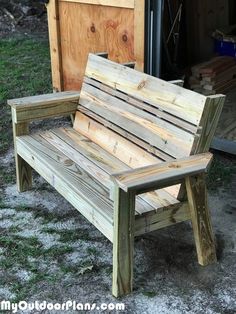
185,174,217,266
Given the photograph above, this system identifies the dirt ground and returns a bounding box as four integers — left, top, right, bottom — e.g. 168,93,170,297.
0,143,236,313
0,4,236,313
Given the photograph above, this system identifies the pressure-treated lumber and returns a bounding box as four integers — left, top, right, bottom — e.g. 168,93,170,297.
16,134,114,241
12,119,32,192
112,186,135,297
85,53,206,125
9,54,224,297
8,91,80,123
185,174,217,266
46,0,63,92
112,153,213,193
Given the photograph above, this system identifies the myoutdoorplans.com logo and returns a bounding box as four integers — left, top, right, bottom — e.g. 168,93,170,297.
0,300,125,312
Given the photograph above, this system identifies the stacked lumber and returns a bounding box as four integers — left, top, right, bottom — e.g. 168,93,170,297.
189,56,236,95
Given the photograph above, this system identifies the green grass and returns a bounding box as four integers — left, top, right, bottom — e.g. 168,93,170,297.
0,36,51,153
42,227,91,242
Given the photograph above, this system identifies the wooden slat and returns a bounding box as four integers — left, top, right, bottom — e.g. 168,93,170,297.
8,92,80,123
84,77,198,134
60,0,135,9
8,91,81,108
79,84,194,158
78,106,174,161
135,202,190,236
46,0,63,92
112,153,213,193
39,130,114,191
42,127,179,214
74,111,181,197
39,128,156,215
16,135,114,240
56,128,180,208
85,54,206,125
74,112,161,167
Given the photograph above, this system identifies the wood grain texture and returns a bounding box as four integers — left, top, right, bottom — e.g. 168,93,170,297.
83,77,198,134
112,153,213,193
185,174,217,266
46,0,63,91
112,186,135,297
41,127,180,215
79,83,195,158
178,93,226,201
16,134,114,240
8,91,81,108
9,91,80,123
135,202,190,236
85,54,207,125
193,94,226,153
134,0,145,71
12,119,32,192
58,2,137,90
60,0,135,9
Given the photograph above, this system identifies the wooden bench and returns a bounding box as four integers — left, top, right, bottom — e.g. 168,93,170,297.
8,54,225,297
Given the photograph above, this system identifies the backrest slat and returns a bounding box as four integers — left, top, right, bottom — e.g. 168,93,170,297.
84,53,207,125
79,81,195,159
74,54,225,172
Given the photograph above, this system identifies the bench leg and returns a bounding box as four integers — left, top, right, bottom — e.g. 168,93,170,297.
185,174,217,266
13,121,32,192
112,187,135,297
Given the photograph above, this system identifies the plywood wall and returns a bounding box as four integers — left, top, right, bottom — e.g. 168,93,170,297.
47,0,145,91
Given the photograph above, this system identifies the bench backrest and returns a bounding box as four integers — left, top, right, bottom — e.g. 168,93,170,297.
74,54,225,165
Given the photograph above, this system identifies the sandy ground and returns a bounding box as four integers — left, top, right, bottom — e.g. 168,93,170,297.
0,143,235,314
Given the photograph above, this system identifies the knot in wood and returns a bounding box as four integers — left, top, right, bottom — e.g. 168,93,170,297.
169,163,181,168
90,25,96,33
138,80,146,90
122,34,128,42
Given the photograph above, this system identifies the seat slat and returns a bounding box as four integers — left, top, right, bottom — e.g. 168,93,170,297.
41,127,179,212
85,53,206,125
79,84,194,158
39,128,157,215
16,135,114,241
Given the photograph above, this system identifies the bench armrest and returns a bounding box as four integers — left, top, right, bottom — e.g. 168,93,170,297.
8,91,80,123
112,153,213,194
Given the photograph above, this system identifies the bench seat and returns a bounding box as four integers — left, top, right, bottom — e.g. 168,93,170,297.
16,127,190,242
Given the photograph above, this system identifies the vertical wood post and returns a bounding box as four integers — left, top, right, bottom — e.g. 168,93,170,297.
112,186,136,297
46,0,64,92
134,0,145,72
12,112,32,192
185,174,217,266
178,94,225,202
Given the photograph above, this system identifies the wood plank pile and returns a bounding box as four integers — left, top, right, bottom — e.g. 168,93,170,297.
189,56,236,95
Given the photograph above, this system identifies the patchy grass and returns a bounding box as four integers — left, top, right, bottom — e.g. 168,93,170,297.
0,36,51,154
0,166,15,185
42,227,91,242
